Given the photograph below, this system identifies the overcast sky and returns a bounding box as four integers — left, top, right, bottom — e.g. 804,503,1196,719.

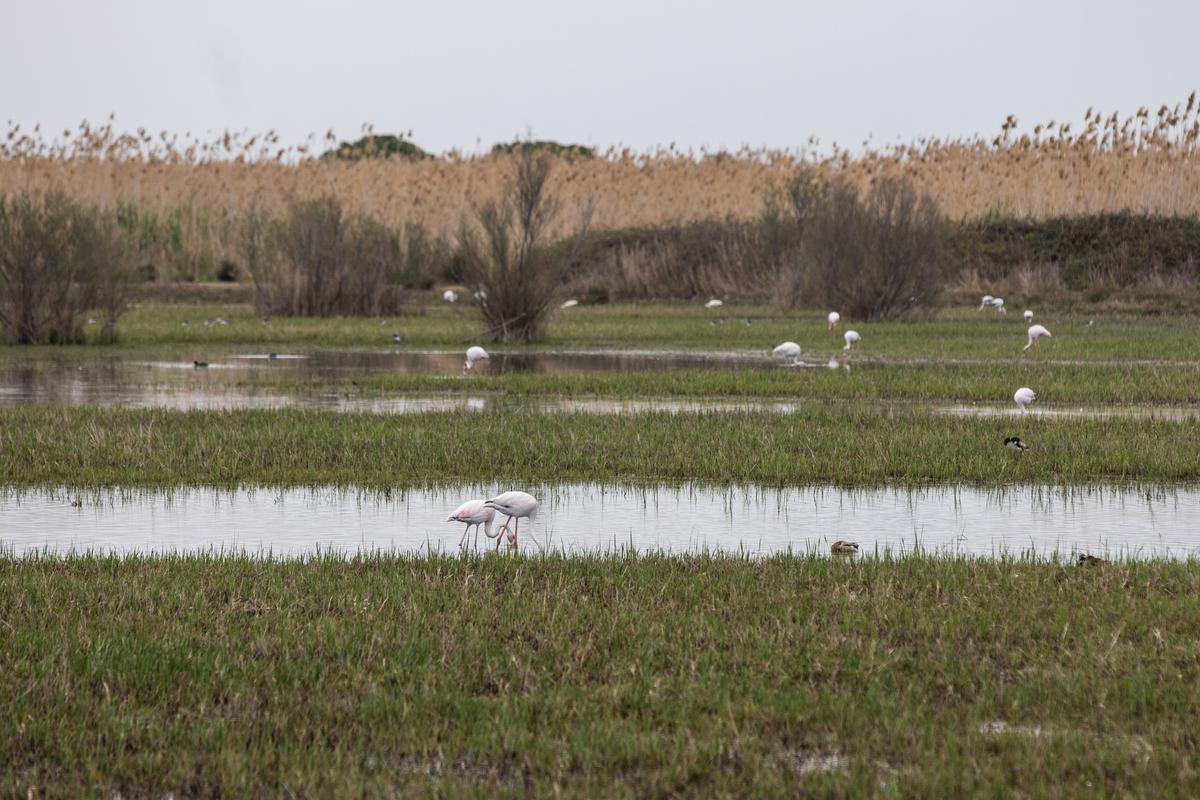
3,0,1198,155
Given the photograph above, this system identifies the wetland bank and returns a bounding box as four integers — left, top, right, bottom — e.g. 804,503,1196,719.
4,299,1200,796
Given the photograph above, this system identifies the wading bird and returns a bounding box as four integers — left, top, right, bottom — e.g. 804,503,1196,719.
979,295,994,310
705,299,723,309
827,311,840,330
843,330,861,351
465,346,489,371
443,289,458,303
831,541,859,555
1014,387,1037,412
1004,436,1028,452
772,341,802,364
560,299,579,309
484,491,539,552
447,499,496,551
991,297,1006,314
1024,324,1052,351
1023,309,1034,322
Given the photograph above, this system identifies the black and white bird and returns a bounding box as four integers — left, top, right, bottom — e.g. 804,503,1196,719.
1004,436,1028,452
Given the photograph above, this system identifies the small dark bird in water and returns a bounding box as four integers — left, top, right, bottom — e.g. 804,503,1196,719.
1004,436,1028,452
831,540,859,555
267,352,278,360
193,361,208,368
1078,554,1105,567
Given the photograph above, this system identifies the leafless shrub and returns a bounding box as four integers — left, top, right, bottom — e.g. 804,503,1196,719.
0,189,134,344
457,147,591,342
241,196,422,316
782,174,944,319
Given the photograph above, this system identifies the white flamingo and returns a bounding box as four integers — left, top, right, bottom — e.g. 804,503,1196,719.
978,295,994,310
772,341,802,364
560,299,579,309
705,299,723,309
1024,324,1052,351
465,346,489,371
1023,309,1034,323
447,499,496,551
484,491,539,552
443,289,458,303
843,330,861,351
991,297,1006,314
1014,387,1037,413
827,311,841,330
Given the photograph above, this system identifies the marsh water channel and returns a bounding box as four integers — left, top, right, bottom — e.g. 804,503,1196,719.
3,483,1197,560
2,350,1198,418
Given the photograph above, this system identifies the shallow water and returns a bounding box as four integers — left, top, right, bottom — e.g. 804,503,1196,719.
3,483,1196,560
2,352,1196,418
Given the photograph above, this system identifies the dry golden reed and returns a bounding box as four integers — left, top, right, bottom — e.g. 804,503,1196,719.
2,97,1198,268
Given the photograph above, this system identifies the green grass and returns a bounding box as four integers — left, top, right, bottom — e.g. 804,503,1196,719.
10,300,1200,360
2,406,1198,488
212,363,1200,406
2,553,1197,797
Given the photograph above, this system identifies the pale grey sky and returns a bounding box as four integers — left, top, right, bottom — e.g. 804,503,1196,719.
3,0,1197,155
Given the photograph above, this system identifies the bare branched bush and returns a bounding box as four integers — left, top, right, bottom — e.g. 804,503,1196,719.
241,196,423,316
0,190,133,344
782,175,944,320
457,148,591,342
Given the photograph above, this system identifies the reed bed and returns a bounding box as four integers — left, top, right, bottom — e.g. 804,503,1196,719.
2,406,1197,488
2,98,1199,273
1,552,1196,796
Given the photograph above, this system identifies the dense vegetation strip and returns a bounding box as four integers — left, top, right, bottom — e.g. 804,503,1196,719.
2,407,1198,488
225,363,1200,405
1,554,1197,797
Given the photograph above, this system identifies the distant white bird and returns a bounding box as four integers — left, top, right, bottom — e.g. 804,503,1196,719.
772,341,802,364
991,297,1006,314
443,289,458,303
560,299,579,309
1014,387,1037,412
826,357,840,370
843,330,861,351
827,311,841,330
1024,324,1052,351
484,491,539,552
705,299,723,309
1023,309,1034,323
979,295,994,310
447,499,496,551
465,346,489,371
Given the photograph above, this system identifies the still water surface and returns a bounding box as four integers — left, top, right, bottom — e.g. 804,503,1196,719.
3,483,1196,560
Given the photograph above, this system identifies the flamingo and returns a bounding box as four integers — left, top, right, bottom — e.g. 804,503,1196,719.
1023,309,1034,323
484,491,539,552
827,311,841,330
443,290,458,303
991,297,1006,314
772,341,802,364
705,299,723,309
447,499,496,551
1014,387,1037,412
560,299,579,309
465,346,489,371
843,330,861,351
978,295,994,310
1023,325,1051,351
